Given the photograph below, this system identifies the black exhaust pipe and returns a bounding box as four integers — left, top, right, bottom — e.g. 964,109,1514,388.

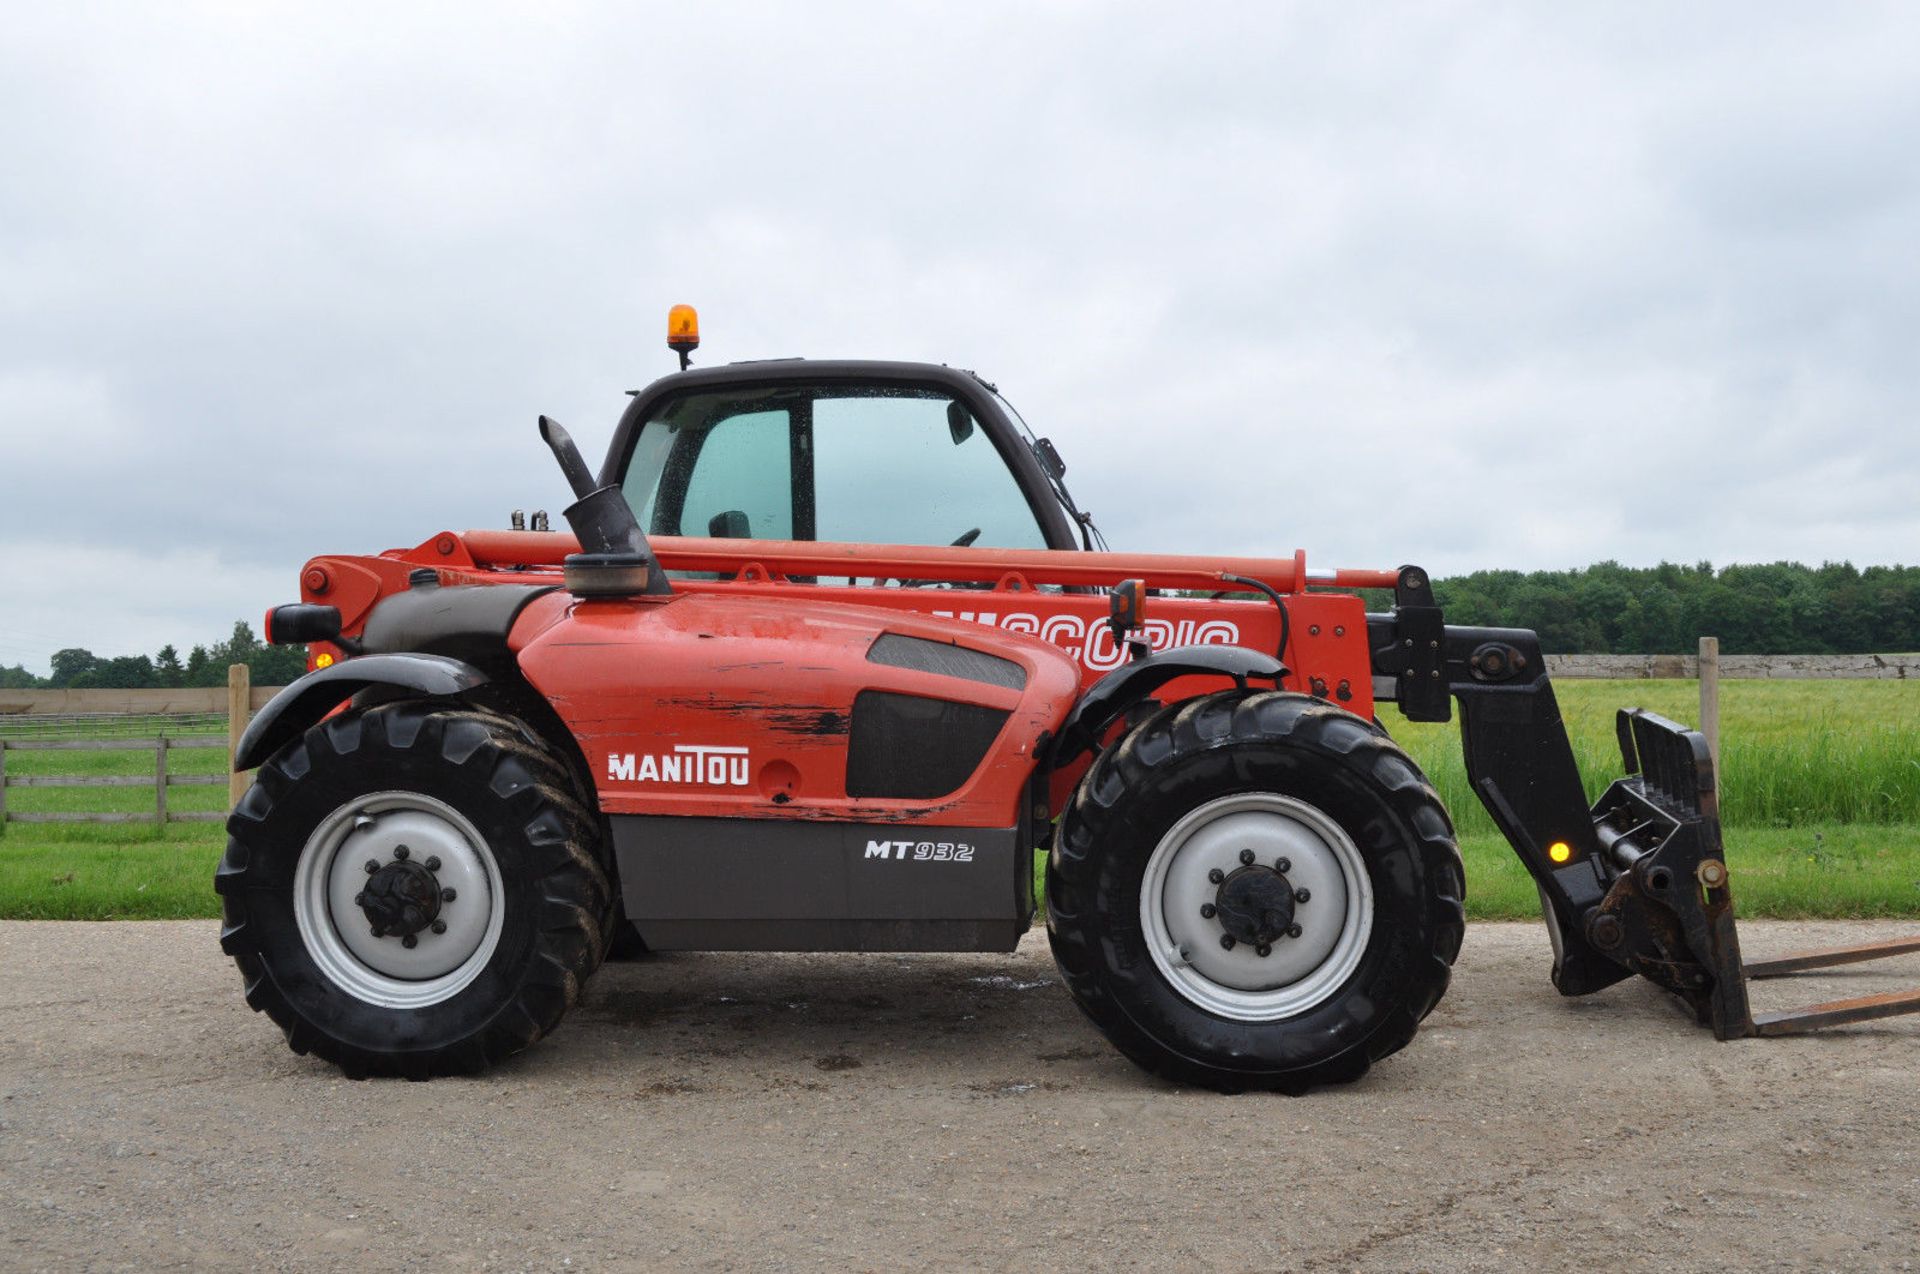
538,416,672,597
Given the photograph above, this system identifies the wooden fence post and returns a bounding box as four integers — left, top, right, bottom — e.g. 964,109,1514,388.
1698,636,1720,774
227,663,251,809
0,741,8,833
155,737,168,828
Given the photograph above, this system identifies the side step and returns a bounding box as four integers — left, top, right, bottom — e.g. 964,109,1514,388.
1591,709,1920,1040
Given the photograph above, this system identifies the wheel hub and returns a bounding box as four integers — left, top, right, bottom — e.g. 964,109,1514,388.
296,793,503,1007
1139,792,1374,1020
356,857,443,940
1214,864,1299,948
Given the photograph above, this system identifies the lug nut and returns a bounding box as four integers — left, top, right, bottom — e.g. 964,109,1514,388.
441,887,457,902
1207,868,1225,885
1276,857,1292,874
425,856,441,872
1199,903,1217,919
369,923,386,937
393,845,410,861
1255,944,1272,958
354,892,367,907
364,860,379,875
1295,888,1311,904
1287,924,1303,939
1239,849,1255,866
402,934,418,949
431,920,447,935
1219,935,1236,951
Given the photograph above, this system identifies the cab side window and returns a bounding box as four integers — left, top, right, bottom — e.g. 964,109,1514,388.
674,408,793,540
630,404,793,541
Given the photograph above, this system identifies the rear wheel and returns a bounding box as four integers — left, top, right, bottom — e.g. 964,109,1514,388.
1047,690,1464,1093
216,703,611,1078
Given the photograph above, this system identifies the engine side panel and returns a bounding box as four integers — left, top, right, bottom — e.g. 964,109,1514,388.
510,590,1081,831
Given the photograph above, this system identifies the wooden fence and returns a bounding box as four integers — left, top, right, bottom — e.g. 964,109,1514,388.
0,684,281,717
1548,651,1918,679
0,647,1911,830
0,666,258,831
0,735,229,826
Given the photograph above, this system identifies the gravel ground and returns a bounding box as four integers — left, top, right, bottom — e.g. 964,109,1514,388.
3,918,1919,1272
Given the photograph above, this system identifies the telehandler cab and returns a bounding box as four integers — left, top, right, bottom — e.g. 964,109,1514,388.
219,309,1920,1091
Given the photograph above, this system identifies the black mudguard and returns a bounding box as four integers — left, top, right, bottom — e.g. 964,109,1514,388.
232,653,490,771
359,583,557,660
1051,644,1287,767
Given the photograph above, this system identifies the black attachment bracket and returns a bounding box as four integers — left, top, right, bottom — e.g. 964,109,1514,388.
1369,565,1448,722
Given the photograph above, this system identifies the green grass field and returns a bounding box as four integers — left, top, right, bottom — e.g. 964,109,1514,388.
3,679,1917,921
1400,678,1920,833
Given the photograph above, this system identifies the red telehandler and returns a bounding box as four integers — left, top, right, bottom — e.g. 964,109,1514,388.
219,309,1920,1090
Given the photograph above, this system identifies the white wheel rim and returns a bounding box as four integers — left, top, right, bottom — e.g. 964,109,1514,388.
1140,792,1374,1021
293,791,505,1010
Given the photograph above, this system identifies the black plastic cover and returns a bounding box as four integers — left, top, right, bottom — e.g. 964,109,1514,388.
866,634,1026,691
233,653,489,770
265,604,341,646
611,815,1026,952
845,691,1010,799
359,584,557,662
1052,644,1287,766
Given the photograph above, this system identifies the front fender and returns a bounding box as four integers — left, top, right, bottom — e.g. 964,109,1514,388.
1051,644,1286,768
232,653,490,770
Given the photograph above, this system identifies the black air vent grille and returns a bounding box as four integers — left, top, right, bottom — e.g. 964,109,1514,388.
867,634,1026,691
846,691,1010,799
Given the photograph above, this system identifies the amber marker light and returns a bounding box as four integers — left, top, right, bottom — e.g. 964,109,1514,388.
314,651,335,669
667,304,700,369
1548,841,1573,864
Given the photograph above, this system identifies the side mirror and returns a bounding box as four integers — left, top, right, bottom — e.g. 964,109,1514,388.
947,401,975,446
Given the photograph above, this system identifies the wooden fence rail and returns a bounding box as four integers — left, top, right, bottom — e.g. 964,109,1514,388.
0,736,229,826
0,685,281,717
0,665,255,834
1548,652,1918,679
0,651,1908,831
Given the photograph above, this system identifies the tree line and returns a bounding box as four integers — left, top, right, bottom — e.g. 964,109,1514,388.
0,620,309,691
0,560,1915,690
1413,560,1920,655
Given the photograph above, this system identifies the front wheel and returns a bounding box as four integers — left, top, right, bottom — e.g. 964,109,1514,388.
1046,690,1464,1093
216,703,611,1078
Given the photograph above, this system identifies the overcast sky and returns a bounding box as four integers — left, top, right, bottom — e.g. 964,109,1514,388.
2,3,1916,674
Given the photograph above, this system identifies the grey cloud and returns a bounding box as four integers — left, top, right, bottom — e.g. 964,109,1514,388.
1,2,1915,673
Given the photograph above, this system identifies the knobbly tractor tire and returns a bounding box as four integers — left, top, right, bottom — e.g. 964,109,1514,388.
1046,689,1464,1093
216,702,612,1078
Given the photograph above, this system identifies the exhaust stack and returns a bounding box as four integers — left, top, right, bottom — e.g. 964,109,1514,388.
538,415,672,597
